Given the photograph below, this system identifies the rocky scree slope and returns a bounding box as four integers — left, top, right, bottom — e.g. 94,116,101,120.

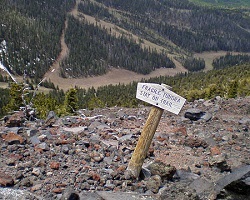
0,96,250,200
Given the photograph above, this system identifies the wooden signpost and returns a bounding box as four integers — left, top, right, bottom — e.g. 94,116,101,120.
127,83,186,178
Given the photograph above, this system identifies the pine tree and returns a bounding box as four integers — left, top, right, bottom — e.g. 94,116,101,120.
64,88,79,114
227,80,238,99
3,83,23,113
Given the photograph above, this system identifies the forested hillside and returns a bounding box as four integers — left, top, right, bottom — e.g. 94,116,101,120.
0,0,75,80
79,0,250,52
61,16,175,77
0,0,250,79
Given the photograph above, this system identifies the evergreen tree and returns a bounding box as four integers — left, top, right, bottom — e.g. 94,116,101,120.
64,88,79,114
227,80,238,98
3,83,23,113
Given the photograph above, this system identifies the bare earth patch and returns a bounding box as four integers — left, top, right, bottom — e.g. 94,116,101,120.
45,66,186,91
194,51,250,71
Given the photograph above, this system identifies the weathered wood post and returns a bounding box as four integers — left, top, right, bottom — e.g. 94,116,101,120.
127,83,186,178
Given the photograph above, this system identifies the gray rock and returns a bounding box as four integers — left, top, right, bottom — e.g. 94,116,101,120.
62,145,69,154
104,180,116,189
96,191,158,200
184,108,212,122
0,188,42,200
208,155,231,172
200,112,212,122
37,142,50,151
174,169,200,181
146,161,176,180
189,178,214,197
32,168,41,176
118,134,133,142
63,126,88,134
60,187,80,200
127,115,137,121
210,165,250,199
30,135,40,145
146,175,162,193
184,108,205,121
26,129,39,137
140,167,151,179
159,181,199,200
79,191,103,200
44,111,57,127
97,123,110,130
239,117,250,125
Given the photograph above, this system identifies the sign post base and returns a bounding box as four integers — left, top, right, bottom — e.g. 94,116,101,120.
127,106,163,178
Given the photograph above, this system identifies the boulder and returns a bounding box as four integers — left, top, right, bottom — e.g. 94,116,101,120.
146,160,176,180
209,165,250,199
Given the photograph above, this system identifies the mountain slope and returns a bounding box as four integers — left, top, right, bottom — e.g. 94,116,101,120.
0,0,249,83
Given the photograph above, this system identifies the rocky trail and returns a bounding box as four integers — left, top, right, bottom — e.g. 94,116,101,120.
0,96,250,200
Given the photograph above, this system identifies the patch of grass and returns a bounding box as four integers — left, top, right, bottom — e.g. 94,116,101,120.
189,0,250,8
0,82,9,89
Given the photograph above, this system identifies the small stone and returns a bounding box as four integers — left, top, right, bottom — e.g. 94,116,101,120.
104,180,115,189
2,132,25,144
26,129,39,137
210,146,221,155
6,158,16,166
4,111,25,127
15,171,24,179
91,173,101,181
147,160,176,180
38,134,47,142
31,183,42,192
47,172,53,176
60,187,80,200
62,145,69,154
146,175,162,193
32,168,41,176
184,109,204,121
184,136,208,148
0,172,14,186
37,142,50,151
35,158,46,167
20,177,33,187
89,151,104,162
50,162,60,170
53,188,64,194
235,146,241,151
30,135,40,145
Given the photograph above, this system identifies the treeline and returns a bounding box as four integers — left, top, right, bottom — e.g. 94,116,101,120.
79,0,250,53
0,0,75,79
1,63,249,118
212,53,250,69
61,16,175,77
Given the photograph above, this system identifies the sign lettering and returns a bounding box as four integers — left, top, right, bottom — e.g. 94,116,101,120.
136,83,186,114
